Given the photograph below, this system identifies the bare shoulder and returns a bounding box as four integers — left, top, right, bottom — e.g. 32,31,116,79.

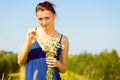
62,35,69,41
61,34,69,45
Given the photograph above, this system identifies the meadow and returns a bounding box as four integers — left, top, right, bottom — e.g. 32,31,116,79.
1,49,120,80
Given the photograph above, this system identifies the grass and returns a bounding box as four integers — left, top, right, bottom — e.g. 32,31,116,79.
60,71,88,80
5,66,88,80
1,73,12,80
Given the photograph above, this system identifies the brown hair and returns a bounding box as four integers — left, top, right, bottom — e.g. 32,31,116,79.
35,1,56,14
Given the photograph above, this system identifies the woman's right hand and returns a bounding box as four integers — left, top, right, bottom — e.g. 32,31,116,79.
25,27,37,47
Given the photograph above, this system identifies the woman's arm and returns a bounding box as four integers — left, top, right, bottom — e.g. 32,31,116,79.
17,38,31,66
57,35,69,73
18,28,37,66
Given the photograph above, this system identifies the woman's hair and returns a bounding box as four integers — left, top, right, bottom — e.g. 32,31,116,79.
35,1,56,14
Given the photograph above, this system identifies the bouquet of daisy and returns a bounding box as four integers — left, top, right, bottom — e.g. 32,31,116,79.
43,36,61,80
37,28,64,80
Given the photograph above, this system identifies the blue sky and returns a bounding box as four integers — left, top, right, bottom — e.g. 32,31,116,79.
0,0,120,54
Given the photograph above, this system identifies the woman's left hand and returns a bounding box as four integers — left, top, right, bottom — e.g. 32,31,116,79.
46,57,60,68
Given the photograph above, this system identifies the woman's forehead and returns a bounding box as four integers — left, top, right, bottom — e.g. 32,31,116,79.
37,10,53,17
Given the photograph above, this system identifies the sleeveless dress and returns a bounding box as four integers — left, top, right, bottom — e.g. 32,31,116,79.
25,35,63,80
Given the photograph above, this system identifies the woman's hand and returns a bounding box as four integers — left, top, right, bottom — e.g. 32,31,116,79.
25,27,37,46
46,57,60,68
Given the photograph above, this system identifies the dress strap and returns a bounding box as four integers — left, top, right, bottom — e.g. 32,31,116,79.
59,34,63,43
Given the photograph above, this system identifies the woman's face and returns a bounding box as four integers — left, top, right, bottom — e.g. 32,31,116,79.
36,10,56,30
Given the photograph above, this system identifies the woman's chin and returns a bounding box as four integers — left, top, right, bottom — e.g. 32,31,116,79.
42,26,49,30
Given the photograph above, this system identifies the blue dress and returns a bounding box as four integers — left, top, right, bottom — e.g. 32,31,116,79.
25,35,63,80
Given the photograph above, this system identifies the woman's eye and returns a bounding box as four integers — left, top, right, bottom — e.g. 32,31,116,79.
38,18,42,21
45,17,49,20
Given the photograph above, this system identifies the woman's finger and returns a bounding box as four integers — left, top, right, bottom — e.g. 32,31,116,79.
46,58,58,68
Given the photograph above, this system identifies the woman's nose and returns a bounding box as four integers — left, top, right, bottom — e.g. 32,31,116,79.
42,19,47,25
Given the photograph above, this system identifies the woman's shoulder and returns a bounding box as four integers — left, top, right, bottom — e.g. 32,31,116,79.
60,34,69,44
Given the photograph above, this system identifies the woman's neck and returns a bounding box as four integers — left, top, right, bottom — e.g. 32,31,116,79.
42,27,57,36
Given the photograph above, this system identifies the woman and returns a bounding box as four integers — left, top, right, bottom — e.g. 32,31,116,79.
18,1,69,80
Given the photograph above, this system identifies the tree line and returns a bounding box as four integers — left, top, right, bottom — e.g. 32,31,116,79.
0,49,120,80
68,49,120,80
0,50,19,78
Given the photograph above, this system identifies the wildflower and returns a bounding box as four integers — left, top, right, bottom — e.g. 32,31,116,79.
37,28,64,80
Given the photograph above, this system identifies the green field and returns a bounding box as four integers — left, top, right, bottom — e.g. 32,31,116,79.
7,66,88,80
1,50,120,80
